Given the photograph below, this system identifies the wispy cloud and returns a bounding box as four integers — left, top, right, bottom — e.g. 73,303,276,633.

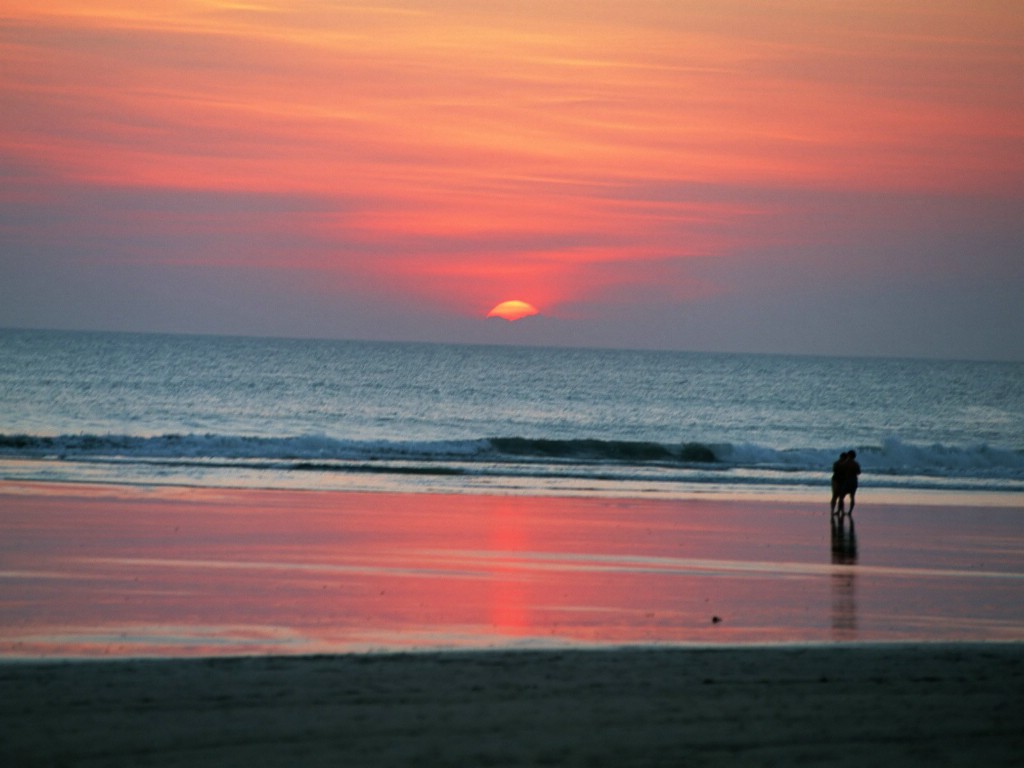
2,1,1022,355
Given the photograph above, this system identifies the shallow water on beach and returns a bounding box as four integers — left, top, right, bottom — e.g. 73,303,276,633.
2,484,1022,658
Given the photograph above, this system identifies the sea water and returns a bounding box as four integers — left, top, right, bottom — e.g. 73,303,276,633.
1,329,1022,500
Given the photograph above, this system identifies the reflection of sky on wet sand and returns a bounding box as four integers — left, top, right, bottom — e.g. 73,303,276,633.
1,484,1023,657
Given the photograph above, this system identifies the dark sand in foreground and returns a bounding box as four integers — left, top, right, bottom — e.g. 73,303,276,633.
3,645,1023,767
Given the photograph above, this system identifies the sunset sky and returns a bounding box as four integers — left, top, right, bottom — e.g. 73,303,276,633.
2,1,1022,360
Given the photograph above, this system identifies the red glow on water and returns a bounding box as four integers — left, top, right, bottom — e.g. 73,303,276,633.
3,484,1023,657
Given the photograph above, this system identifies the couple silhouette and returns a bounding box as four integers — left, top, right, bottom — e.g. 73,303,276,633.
830,451,861,515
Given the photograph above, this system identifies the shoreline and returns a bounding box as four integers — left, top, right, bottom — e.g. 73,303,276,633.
3,644,1022,767
2,476,1022,508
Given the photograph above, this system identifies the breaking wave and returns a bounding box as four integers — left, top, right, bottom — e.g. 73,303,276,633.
1,433,1022,493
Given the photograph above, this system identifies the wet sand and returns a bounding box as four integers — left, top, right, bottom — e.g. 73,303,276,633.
1,482,1022,765
2,644,1023,767
2,482,1023,654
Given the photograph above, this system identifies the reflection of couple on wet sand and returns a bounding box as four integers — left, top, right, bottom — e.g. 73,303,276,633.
830,513,857,562
830,450,861,516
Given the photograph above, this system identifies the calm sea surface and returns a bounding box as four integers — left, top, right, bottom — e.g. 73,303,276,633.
1,329,1022,500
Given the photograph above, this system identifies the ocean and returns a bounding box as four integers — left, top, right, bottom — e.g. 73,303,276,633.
1,328,1022,501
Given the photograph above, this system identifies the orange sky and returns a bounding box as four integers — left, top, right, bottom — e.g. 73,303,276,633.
2,1,1022,357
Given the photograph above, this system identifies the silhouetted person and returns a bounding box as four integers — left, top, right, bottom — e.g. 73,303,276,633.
840,450,861,515
830,452,849,515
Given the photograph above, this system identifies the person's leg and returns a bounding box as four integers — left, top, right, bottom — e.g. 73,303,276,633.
847,489,856,515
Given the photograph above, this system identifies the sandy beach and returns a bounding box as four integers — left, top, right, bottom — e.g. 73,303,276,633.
2,644,1023,767
3,482,1023,654
1,481,1022,765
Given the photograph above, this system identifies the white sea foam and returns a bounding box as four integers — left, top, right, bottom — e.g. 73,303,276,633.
1,433,1021,493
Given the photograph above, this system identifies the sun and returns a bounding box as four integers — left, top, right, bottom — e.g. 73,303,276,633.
486,300,539,322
